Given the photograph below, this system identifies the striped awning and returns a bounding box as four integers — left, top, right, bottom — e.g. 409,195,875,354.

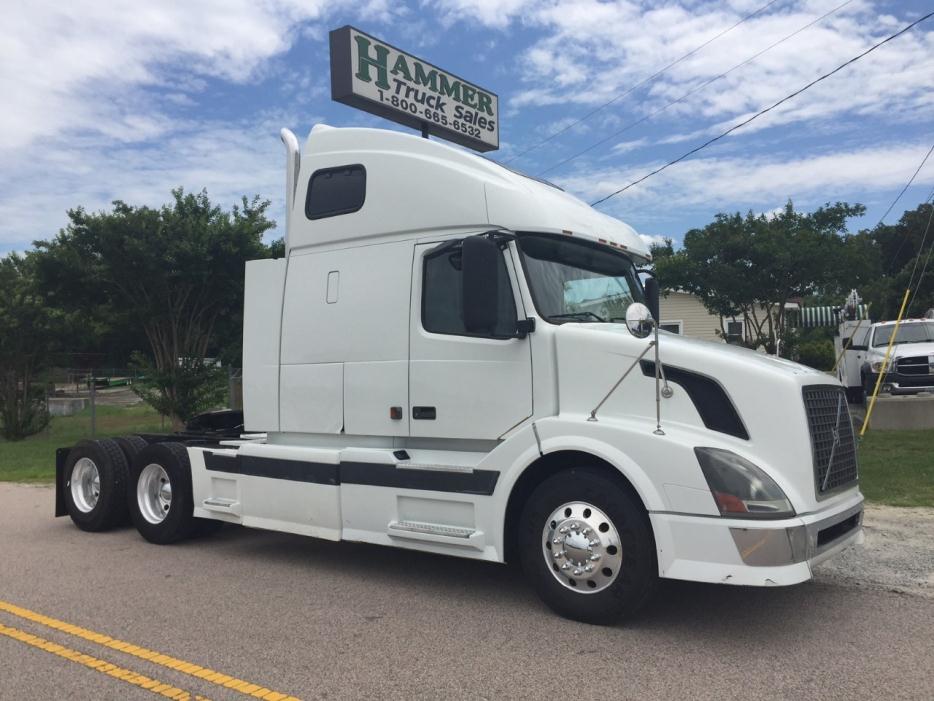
795,304,871,328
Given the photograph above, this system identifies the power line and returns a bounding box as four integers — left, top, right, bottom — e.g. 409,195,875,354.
540,0,854,176
885,143,934,272
879,143,934,226
590,11,934,208
906,187,934,312
502,0,785,165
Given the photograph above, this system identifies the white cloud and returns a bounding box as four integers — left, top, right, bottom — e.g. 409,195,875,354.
557,140,934,218
0,0,406,250
434,0,932,166
639,233,670,247
0,1,348,153
0,113,321,247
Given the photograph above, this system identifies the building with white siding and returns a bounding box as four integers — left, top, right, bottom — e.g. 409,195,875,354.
658,290,740,342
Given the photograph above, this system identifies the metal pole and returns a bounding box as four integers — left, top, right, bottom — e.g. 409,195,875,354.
860,288,910,436
653,322,664,435
588,342,655,421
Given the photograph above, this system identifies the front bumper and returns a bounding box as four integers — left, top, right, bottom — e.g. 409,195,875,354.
651,490,864,586
866,371,934,395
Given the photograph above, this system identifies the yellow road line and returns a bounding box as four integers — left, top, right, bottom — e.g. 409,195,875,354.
0,622,210,701
0,600,300,701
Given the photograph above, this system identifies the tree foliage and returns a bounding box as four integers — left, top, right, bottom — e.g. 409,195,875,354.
655,201,867,353
33,188,277,426
864,202,934,319
0,254,58,439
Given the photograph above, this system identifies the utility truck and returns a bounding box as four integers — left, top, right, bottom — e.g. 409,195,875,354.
56,125,863,623
835,291,934,403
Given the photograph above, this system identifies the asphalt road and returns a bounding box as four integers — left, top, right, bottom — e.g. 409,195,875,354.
1,483,932,700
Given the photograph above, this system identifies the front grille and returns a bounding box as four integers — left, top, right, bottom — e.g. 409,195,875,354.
802,385,859,497
896,355,932,376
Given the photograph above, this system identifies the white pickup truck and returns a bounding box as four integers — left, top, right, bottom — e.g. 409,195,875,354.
849,319,934,402
56,124,863,623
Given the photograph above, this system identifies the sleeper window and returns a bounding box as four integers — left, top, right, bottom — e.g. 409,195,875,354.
422,244,517,337
305,165,366,219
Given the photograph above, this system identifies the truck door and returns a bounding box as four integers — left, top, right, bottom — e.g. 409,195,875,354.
409,237,532,439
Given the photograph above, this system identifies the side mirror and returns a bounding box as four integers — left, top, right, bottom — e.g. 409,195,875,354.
644,276,660,323
462,235,500,334
625,303,655,339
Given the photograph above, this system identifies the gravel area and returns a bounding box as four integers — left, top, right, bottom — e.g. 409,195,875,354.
813,504,934,598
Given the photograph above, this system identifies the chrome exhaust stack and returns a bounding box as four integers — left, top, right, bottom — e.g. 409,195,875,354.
279,128,301,255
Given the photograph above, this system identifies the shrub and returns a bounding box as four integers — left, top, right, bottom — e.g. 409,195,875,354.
797,339,835,371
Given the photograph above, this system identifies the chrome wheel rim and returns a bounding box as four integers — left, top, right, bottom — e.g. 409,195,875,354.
138,464,172,524
70,458,100,513
543,501,623,594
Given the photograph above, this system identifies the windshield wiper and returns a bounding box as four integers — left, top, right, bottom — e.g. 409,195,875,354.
550,311,606,323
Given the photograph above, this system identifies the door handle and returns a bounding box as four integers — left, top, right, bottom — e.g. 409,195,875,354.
412,406,436,420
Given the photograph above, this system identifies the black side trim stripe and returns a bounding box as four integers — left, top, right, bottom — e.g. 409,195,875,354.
341,462,499,496
640,361,749,440
204,452,339,485
204,453,499,495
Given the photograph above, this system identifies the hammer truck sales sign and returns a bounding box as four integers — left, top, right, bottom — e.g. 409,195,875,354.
330,26,499,152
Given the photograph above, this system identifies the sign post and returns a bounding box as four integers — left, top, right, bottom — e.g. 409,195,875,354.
329,26,499,153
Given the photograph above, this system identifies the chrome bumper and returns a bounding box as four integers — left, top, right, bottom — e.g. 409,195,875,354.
729,501,863,567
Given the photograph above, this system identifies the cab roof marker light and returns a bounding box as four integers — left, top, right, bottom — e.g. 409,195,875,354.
694,447,795,520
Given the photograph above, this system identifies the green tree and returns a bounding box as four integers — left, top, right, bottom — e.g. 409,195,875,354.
865,202,934,318
656,201,866,353
0,254,59,439
33,188,277,428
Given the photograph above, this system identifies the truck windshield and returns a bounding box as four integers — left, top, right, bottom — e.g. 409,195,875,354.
872,322,934,347
517,233,645,323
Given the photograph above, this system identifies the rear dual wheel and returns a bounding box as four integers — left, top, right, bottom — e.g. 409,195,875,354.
128,442,221,544
64,439,129,532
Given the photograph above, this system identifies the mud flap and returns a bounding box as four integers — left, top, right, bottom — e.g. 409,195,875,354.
54,447,69,517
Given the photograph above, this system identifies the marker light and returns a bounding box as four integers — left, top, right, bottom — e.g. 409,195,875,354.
694,448,795,519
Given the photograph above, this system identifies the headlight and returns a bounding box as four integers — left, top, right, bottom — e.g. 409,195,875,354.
870,360,885,373
694,448,795,519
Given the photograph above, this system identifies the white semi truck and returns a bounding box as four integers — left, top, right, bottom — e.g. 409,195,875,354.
56,125,863,623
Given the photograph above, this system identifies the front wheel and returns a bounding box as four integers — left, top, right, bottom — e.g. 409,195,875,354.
518,467,657,625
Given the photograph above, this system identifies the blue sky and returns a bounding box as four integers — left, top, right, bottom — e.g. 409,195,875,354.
2,0,932,254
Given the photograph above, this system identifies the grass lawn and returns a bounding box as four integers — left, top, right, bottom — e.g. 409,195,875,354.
0,405,164,482
857,428,934,507
2,405,930,507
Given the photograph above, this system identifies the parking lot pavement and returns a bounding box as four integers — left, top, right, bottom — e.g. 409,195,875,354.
2,483,932,701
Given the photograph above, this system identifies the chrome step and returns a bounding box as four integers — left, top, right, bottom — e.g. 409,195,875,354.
389,520,476,538
202,497,240,512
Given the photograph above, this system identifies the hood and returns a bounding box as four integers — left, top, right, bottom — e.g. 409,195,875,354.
552,323,840,512
870,341,934,359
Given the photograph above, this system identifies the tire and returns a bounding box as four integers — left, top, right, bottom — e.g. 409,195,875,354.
112,436,149,524
862,375,873,406
114,435,148,465
63,439,129,532
129,442,198,544
518,467,657,625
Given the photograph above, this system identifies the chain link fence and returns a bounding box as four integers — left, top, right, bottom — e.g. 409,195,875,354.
41,368,242,438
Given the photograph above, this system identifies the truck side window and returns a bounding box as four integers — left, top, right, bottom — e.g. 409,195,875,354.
422,245,517,338
305,165,366,219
